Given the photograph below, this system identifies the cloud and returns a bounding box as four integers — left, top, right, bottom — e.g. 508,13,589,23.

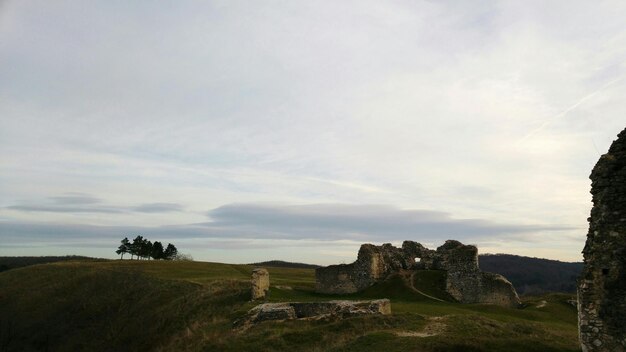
0,202,584,263
49,193,102,205
204,203,576,242
1,202,575,245
132,203,184,213
6,195,183,214
7,205,125,214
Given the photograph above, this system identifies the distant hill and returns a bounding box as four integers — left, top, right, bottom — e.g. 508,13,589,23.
250,260,321,269
479,254,583,295
0,255,107,272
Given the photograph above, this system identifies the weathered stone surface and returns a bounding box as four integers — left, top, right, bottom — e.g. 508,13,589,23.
578,127,626,352
252,303,296,322
316,240,520,307
234,299,391,329
251,268,269,300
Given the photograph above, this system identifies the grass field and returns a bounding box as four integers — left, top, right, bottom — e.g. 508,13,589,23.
0,260,580,351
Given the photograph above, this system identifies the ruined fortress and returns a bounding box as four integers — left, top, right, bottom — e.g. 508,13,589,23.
316,239,521,307
578,127,626,352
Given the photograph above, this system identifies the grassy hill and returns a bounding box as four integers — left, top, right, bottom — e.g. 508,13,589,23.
0,255,107,272
0,260,580,352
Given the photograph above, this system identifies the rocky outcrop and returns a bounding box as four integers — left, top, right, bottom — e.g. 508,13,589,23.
578,127,626,352
316,240,520,307
234,299,391,330
251,268,269,300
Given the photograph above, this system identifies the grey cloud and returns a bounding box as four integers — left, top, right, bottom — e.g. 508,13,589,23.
7,205,125,214
49,193,102,205
132,203,183,213
7,196,183,214
0,203,580,254
204,203,576,242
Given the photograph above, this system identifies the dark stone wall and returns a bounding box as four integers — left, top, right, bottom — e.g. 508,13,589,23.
579,127,626,352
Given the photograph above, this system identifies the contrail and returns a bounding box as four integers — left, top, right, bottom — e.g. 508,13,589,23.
518,75,624,143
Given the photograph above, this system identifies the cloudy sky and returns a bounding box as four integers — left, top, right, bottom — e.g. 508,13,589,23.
1,1,625,264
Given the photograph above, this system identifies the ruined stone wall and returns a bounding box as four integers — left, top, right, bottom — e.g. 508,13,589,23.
478,272,521,307
251,268,270,300
315,240,433,294
431,240,482,303
316,240,520,307
314,263,362,294
578,127,626,352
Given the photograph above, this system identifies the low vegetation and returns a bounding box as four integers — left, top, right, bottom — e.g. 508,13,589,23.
0,260,580,351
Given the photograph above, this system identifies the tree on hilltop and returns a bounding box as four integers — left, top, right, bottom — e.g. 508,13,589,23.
116,236,181,260
151,241,164,260
116,237,130,259
141,240,153,260
164,243,178,260
129,235,145,260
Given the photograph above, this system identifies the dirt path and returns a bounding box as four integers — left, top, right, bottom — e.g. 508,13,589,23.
396,316,448,337
402,271,447,303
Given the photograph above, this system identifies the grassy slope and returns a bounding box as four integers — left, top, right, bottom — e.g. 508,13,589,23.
0,261,580,352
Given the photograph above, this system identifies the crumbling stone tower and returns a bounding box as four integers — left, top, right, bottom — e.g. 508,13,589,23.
251,268,270,300
578,127,626,352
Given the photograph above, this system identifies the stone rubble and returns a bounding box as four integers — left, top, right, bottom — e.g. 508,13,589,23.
234,299,391,330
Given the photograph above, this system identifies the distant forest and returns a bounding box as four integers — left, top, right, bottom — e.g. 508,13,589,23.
479,254,583,295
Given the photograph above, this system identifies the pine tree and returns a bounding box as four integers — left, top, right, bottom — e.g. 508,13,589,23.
115,237,130,259
130,235,144,260
164,243,178,260
142,240,153,260
151,241,164,260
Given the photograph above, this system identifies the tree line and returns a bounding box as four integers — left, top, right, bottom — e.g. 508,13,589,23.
479,254,583,294
116,236,178,260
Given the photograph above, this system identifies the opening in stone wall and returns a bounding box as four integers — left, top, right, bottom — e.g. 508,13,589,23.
414,257,421,263
602,268,609,275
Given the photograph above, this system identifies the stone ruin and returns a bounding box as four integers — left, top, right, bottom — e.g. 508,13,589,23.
239,267,391,329
316,240,521,307
234,299,390,330
251,268,270,300
578,127,626,352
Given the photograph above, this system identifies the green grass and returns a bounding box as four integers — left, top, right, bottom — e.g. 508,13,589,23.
0,260,581,352
412,270,455,301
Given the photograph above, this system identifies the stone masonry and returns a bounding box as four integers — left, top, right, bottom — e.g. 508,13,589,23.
251,268,270,300
234,299,391,330
578,127,626,352
316,240,520,307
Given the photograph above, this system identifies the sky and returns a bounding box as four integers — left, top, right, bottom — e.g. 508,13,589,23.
1,1,625,265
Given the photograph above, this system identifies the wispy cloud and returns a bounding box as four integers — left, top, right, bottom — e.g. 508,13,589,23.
204,203,575,241
48,193,102,205
1,203,576,244
6,194,184,214
132,203,184,213
518,73,626,144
